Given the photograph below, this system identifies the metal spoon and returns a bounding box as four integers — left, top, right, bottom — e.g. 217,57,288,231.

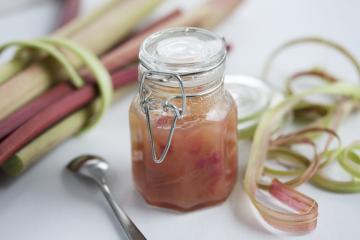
67,155,146,240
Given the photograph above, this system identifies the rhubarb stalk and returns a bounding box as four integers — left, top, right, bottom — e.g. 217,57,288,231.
0,58,30,84
0,83,73,141
55,0,81,29
55,0,121,37
0,10,183,140
100,0,242,73
0,0,162,120
2,71,137,176
0,66,137,166
2,109,90,176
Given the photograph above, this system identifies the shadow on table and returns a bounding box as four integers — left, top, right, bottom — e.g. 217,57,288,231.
0,169,26,188
228,140,271,236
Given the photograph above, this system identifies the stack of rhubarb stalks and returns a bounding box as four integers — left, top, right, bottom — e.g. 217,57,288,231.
0,0,241,176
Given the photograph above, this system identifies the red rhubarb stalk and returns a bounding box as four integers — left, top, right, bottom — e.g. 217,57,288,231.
137,9,182,34
104,9,182,52
0,84,74,141
56,0,81,29
0,66,138,166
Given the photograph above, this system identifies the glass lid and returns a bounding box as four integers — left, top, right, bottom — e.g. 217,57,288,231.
139,27,226,74
225,75,284,138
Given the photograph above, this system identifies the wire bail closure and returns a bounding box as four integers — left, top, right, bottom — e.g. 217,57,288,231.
139,70,186,164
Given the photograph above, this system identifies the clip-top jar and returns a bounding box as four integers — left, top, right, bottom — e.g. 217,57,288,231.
129,27,238,211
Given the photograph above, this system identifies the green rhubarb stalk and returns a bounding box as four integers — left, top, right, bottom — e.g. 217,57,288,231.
2,85,135,176
0,58,29,84
2,109,89,176
0,0,162,121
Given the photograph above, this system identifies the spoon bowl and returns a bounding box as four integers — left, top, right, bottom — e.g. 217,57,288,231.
67,154,146,240
67,155,109,183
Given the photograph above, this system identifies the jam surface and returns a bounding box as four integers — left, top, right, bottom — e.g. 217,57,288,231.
129,91,238,211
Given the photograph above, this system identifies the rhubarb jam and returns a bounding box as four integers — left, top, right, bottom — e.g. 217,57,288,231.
129,27,238,211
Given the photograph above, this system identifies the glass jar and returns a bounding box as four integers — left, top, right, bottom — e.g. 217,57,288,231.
129,27,238,211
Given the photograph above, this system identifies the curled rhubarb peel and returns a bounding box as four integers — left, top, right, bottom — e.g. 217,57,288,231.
286,69,339,122
262,37,360,125
264,128,340,189
264,147,360,193
262,37,360,88
338,142,360,178
244,83,360,234
286,68,339,96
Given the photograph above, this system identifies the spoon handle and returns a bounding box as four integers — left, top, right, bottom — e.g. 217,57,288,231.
99,182,146,240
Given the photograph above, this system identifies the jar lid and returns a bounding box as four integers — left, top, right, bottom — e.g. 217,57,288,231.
225,75,284,138
139,27,226,75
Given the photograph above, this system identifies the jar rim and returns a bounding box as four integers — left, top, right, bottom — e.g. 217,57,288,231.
139,27,226,75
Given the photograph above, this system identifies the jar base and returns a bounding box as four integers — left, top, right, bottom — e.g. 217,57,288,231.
138,191,233,212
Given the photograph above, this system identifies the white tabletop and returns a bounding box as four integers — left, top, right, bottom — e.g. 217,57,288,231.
1,0,359,239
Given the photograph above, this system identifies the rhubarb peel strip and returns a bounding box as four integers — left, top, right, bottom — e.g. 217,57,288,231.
244,83,360,233
262,37,360,88
264,146,360,193
0,40,84,87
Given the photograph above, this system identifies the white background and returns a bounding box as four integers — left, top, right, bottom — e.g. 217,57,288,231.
1,0,359,239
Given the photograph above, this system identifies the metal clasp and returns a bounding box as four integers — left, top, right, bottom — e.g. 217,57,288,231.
139,70,186,164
